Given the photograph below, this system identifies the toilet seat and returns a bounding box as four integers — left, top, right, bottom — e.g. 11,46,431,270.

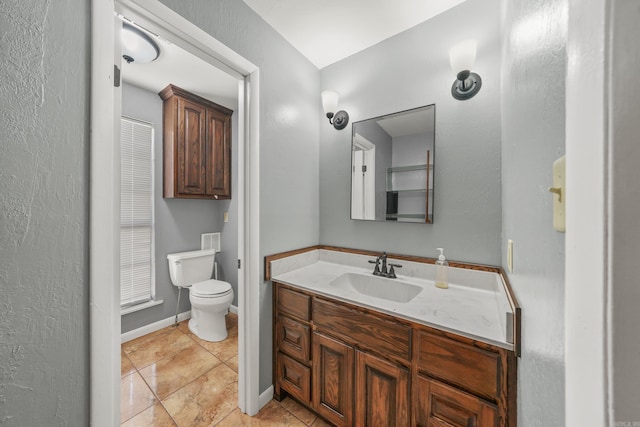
191,279,232,298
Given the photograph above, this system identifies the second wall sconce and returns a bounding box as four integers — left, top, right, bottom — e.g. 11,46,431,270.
321,90,350,130
449,40,481,100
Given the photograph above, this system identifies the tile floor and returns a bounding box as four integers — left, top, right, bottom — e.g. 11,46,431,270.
121,313,332,426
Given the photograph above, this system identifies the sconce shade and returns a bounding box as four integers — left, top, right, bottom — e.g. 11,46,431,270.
321,90,339,116
449,39,481,101
122,23,160,64
321,90,349,130
449,39,477,73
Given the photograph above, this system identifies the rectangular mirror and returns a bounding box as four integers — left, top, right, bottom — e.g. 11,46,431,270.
351,105,435,223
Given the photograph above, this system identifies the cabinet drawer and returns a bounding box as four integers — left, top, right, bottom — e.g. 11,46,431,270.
415,376,497,427
277,352,311,403
416,331,499,400
313,298,411,362
277,316,310,363
277,286,311,321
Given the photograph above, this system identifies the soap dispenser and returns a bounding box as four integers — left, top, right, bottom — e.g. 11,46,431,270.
435,248,449,289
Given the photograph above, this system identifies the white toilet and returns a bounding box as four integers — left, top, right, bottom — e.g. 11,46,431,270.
167,249,234,342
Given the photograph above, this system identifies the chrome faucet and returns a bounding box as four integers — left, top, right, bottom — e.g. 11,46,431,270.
368,252,402,278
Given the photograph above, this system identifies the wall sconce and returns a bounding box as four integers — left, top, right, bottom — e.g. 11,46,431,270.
121,23,160,64
321,90,350,130
449,40,481,100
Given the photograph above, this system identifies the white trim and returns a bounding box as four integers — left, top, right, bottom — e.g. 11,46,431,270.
120,298,164,316
90,3,120,425
258,385,274,409
121,304,237,343
91,1,261,424
121,310,191,343
565,0,610,425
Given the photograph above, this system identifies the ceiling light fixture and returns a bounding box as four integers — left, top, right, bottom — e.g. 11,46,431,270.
449,40,481,100
321,90,349,130
121,23,160,64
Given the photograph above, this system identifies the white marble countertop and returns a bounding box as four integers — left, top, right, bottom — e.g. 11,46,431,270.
271,249,514,350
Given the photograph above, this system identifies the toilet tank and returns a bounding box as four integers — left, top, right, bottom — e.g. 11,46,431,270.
167,249,216,288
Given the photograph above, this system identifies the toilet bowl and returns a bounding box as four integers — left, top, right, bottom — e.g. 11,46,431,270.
188,279,234,342
167,249,233,342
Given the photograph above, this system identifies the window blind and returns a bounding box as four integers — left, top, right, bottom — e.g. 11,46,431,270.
120,117,154,308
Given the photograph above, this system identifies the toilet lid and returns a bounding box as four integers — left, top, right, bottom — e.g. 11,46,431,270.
191,279,232,297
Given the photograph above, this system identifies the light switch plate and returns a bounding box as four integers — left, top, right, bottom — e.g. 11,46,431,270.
550,155,566,232
507,239,514,273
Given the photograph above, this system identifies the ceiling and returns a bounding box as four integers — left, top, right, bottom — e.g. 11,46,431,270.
242,0,468,69
122,1,467,105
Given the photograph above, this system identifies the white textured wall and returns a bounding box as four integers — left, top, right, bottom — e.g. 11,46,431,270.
319,0,503,265
0,0,89,424
501,0,567,425
158,0,320,393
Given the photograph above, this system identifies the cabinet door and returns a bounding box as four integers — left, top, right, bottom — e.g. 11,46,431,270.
177,98,207,196
355,350,409,427
205,108,231,198
312,332,354,427
415,376,497,427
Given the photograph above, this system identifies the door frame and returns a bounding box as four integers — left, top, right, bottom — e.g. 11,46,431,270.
90,0,261,424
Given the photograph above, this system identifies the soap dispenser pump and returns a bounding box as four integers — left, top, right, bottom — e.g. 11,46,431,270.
435,248,449,289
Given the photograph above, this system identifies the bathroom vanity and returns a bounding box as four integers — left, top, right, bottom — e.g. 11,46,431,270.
266,246,519,427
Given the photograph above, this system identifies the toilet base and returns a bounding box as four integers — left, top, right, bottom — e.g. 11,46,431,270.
188,290,234,342
188,313,228,342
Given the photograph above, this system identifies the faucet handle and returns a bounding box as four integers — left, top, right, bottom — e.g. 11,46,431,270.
368,259,381,275
388,263,402,279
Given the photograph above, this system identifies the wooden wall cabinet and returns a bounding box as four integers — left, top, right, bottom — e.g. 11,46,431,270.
159,84,232,199
273,282,517,427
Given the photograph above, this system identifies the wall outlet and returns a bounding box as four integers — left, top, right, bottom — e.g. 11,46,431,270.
507,239,514,273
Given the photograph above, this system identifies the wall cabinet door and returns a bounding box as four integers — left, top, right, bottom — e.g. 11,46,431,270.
205,107,231,197
414,375,497,427
312,332,354,427
355,350,409,427
177,98,207,196
160,84,232,199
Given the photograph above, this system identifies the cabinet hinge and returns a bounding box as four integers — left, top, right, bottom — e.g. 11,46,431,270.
237,259,241,269
362,165,367,173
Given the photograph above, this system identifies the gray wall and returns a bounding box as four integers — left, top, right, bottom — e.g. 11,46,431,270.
159,0,321,393
120,82,239,334
611,0,640,422
501,0,567,425
319,0,503,265
0,0,90,424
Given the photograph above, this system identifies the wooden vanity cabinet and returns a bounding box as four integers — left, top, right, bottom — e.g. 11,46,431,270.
273,282,517,427
159,84,232,200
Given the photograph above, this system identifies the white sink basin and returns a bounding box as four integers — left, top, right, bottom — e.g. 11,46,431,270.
329,273,423,303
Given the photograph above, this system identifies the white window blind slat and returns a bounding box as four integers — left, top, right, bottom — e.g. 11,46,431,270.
120,117,155,308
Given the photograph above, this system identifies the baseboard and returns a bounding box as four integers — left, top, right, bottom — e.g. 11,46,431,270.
121,310,191,343
121,306,237,343
259,385,274,410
